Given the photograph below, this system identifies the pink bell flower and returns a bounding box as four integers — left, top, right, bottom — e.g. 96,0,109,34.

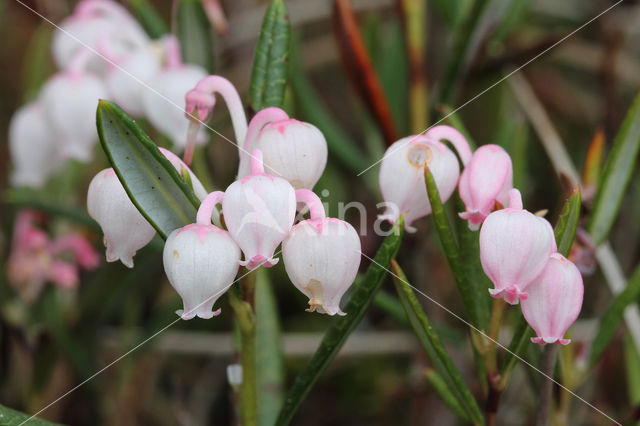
282,189,361,315
163,191,241,320
479,189,557,304
242,108,328,190
222,149,296,269
379,126,471,232
9,102,64,188
520,253,584,345
458,144,513,230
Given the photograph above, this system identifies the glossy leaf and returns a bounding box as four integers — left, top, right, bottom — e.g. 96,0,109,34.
96,100,201,239
255,269,285,426
127,0,168,39
177,0,214,71
590,265,640,366
554,187,581,257
425,168,479,327
391,260,483,425
424,369,470,421
589,93,640,245
0,404,63,425
275,219,405,426
249,0,290,112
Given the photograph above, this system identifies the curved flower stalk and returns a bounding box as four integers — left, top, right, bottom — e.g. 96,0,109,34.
163,191,241,320
39,49,108,161
479,189,557,304
7,210,99,301
9,103,64,188
87,169,157,268
282,189,361,315
237,107,290,178
378,132,463,232
222,149,296,269
142,36,208,151
458,144,513,230
245,113,328,190
520,253,584,345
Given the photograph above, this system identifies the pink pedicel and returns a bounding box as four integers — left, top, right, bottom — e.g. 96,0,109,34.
378,131,467,232
423,125,472,165
520,253,584,345
237,107,290,178
282,190,361,315
479,189,557,305
222,149,296,269
7,210,100,299
458,144,513,230
163,191,241,320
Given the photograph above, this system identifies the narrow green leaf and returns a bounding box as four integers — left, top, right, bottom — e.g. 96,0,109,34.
255,270,285,426
249,0,291,111
96,100,200,239
589,93,640,245
424,369,470,421
391,260,484,425
623,335,640,415
0,403,63,425
177,0,214,71
290,40,369,173
499,314,532,382
431,0,472,27
275,219,405,426
425,168,478,327
590,266,640,366
554,187,581,257
127,0,168,39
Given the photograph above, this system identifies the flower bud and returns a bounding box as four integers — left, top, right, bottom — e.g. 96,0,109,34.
458,144,513,230
379,135,460,232
520,253,584,345
283,189,361,315
9,102,64,187
87,168,156,268
479,189,556,304
222,150,296,269
248,116,328,190
39,72,108,161
142,64,208,150
163,224,241,320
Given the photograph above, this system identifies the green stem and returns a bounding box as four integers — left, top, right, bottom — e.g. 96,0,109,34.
536,344,559,426
228,276,257,426
484,297,507,426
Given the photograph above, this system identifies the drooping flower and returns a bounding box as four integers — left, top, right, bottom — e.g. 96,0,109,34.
9,102,64,187
479,189,557,304
243,110,328,190
163,191,241,320
458,144,513,230
520,253,584,345
87,168,156,268
222,149,296,269
378,134,462,232
282,189,361,315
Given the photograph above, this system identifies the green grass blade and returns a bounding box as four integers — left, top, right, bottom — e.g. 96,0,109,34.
275,219,405,425
0,403,64,425
424,368,470,421
96,100,201,239
588,93,640,245
127,0,168,39
249,0,290,112
589,266,640,366
391,260,484,425
554,187,581,257
177,0,214,71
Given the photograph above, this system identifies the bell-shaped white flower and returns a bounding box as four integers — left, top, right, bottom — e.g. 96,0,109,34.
87,168,156,268
283,189,361,315
39,69,108,161
222,149,296,269
9,102,64,187
163,191,241,320
378,135,461,232
241,108,328,190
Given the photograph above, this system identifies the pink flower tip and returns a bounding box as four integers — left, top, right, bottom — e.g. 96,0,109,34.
531,337,571,345
239,254,279,270
177,307,222,320
185,89,215,122
488,285,527,305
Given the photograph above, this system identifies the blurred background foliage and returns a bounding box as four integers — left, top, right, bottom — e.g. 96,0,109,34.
0,0,639,424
